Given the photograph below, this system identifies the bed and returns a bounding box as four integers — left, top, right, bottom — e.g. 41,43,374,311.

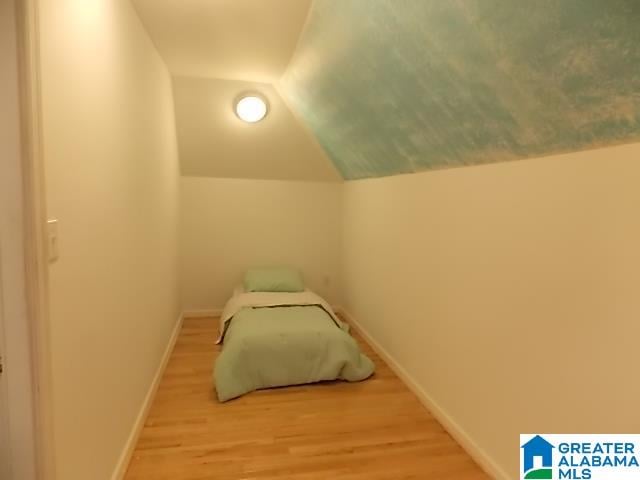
213,273,375,402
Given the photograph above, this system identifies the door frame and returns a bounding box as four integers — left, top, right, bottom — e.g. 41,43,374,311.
14,0,56,478
0,250,11,480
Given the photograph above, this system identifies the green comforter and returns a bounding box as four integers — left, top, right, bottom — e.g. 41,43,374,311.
214,306,375,402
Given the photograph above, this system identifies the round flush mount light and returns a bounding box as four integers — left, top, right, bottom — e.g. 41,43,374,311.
235,94,268,123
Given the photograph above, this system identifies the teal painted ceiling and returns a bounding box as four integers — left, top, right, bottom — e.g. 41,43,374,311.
280,0,640,180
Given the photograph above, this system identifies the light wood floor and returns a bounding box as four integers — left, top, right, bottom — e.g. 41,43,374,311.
124,316,489,480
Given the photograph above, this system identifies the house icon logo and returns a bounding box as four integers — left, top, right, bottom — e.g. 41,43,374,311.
521,435,554,479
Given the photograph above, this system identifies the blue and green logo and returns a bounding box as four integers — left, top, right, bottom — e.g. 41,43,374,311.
521,435,555,479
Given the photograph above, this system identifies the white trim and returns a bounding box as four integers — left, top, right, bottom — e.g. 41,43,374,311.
182,308,223,318
16,0,56,477
338,308,510,480
110,313,184,480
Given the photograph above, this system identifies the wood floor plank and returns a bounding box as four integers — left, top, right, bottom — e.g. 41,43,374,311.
123,317,489,480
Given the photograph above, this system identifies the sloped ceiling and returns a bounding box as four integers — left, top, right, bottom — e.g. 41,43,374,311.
173,76,340,181
280,0,640,180
132,0,342,182
131,0,312,82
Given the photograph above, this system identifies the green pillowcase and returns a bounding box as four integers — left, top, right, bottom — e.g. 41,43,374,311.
244,267,305,293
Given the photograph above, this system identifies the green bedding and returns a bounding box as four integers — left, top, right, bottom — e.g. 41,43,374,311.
214,306,375,402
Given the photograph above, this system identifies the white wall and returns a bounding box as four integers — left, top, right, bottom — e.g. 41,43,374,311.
342,143,640,479
0,1,37,478
38,1,180,479
180,176,343,310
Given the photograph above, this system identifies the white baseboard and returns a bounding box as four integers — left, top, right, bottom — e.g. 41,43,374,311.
182,308,223,318
110,313,184,480
338,308,510,480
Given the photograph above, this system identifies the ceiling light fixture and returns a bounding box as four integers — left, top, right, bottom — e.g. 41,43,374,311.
235,94,268,123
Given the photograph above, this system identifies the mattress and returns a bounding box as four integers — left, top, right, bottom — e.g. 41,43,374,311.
214,303,375,402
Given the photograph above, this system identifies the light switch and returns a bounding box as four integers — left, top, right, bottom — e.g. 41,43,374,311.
47,219,59,263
